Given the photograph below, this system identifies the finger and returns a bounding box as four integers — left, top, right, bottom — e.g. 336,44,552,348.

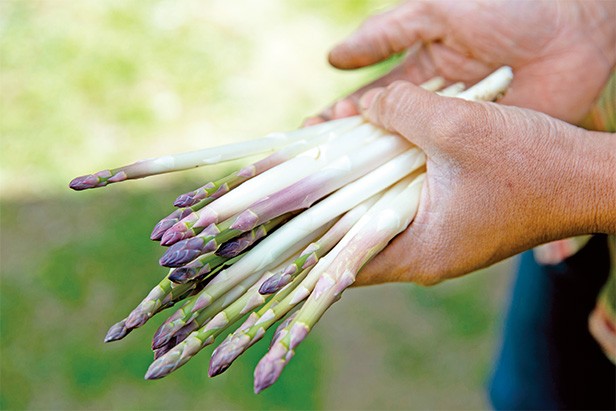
328,2,445,70
359,80,470,154
302,116,327,127
425,42,495,84
310,53,441,125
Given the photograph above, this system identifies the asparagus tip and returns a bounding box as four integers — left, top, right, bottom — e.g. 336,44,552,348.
69,170,128,190
146,335,204,379
253,351,286,393
258,273,289,295
160,226,195,246
150,221,175,241
144,360,170,380
229,210,259,232
208,333,251,377
151,323,176,350
104,319,131,342
168,266,193,283
159,238,204,267
69,174,103,191
173,193,197,208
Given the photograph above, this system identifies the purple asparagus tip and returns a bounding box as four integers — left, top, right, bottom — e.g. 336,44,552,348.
229,210,259,231
69,174,103,190
104,319,131,342
258,274,290,295
151,220,176,241
209,333,251,377
174,193,198,208
153,338,176,360
159,237,205,267
253,323,308,392
69,170,127,191
144,356,176,380
151,209,194,241
160,227,194,246
168,266,198,284
146,335,204,380
215,241,240,258
253,348,288,393
125,309,151,330
152,322,178,350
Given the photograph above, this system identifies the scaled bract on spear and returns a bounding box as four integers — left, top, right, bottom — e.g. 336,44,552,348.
70,67,514,393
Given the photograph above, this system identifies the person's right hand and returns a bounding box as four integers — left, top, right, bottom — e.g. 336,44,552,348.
353,82,616,287
310,0,615,126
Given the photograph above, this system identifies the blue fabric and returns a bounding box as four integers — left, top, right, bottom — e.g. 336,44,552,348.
489,235,615,410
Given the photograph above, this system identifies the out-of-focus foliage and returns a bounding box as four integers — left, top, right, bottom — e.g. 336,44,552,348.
0,1,513,409
0,0,394,199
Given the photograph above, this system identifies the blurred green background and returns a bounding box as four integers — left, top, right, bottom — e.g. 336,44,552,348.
0,1,515,409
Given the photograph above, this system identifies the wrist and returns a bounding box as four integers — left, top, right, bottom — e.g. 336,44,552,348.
574,129,616,234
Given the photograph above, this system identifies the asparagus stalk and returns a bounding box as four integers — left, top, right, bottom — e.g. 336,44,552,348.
104,274,197,342
437,82,466,96
208,268,311,377
160,216,237,265
229,134,411,232
160,123,380,245
192,146,424,316
253,174,426,393
208,177,413,375
104,256,238,343
419,76,446,91
186,219,334,319
160,214,291,269
145,260,294,379
151,223,331,350
216,214,291,258
174,117,365,207
123,275,193,330
259,195,379,294
69,116,362,191
151,206,200,241
456,66,513,101
152,269,266,350
167,252,232,283
151,194,216,240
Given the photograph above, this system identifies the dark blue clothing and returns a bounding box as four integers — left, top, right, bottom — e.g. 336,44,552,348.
489,235,616,410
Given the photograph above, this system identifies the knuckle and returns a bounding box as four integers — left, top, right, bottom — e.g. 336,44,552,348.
377,81,414,130
434,100,493,150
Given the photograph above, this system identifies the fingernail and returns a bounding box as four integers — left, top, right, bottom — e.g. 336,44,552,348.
359,88,383,111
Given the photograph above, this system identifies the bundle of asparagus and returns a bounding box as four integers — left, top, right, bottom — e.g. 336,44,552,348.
70,67,513,393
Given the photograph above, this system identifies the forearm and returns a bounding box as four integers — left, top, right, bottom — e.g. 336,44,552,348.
545,126,616,238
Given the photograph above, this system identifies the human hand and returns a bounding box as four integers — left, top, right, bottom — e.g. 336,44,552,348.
308,0,615,126
353,82,616,286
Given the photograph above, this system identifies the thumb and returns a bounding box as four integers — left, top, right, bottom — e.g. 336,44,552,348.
359,81,467,154
328,2,444,70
